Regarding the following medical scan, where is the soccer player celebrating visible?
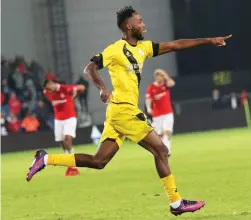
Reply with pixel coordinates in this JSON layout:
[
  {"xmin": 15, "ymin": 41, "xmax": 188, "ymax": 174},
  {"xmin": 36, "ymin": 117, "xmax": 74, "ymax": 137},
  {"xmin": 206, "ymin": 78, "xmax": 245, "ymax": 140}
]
[
  {"xmin": 43, "ymin": 78, "xmax": 85, "ymax": 176},
  {"xmin": 146, "ymin": 69, "xmax": 175, "ymax": 156},
  {"xmin": 27, "ymin": 6, "xmax": 231, "ymax": 216}
]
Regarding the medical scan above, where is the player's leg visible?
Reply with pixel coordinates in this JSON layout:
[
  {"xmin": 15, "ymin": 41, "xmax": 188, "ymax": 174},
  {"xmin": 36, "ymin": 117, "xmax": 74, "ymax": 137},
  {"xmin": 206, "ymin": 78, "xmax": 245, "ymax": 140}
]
[
  {"xmin": 61, "ymin": 135, "xmax": 80, "ymax": 176},
  {"xmin": 26, "ymin": 121, "xmax": 124, "ymax": 181},
  {"xmin": 139, "ymin": 130, "xmax": 204, "ymax": 215},
  {"xmin": 161, "ymin": 113, "xmax": 174, "ymax": 156}
]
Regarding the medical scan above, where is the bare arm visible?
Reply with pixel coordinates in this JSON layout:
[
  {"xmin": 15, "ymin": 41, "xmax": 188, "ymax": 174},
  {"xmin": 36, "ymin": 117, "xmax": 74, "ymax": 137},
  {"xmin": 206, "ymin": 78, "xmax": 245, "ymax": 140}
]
[
  {"xmin": 83, "ymin": 62, "xmax": 110, "ymax": 103},
  {"xmin": 163, "ymin": 72, "xmax": 175, "ymax": 88},
  {"xmin": 84, "ymin": 62, "xmax": 107, "ymax": 90},
  {"xmin": 72, "ymin": 85, "xmax": 85, "ymax": 99},
  {"xmin": 158, "ymin": 34, "xmax": 232, "ymax": 55},
  {"xmin": 145, "ymin": 98, "xmax": 152, "ymax": 115}
]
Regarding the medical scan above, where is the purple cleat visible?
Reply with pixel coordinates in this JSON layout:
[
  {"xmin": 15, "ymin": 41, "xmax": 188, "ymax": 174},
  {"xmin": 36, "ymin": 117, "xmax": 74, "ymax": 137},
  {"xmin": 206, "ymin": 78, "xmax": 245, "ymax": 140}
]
[
  {"xmin": 26, "ymin": 150, "xmax": 47, "ymax": 182},
  {"xmin": 170, "ymin": 199, "xmax": 205, "ymax": 216}
]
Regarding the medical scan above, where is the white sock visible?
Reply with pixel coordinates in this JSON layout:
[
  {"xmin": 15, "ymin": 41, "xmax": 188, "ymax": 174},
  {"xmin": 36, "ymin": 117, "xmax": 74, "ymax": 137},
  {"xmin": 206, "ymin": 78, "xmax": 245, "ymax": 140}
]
[
  {"xmin": 64, "ymin": 148, "xmax": 74, "ymax": 154},
  {"xmin": 162, "ymin": 134, "xmax": 171, "ymax": 155},
  {"xmin": 170, "ymin": 199, "xmax": 182, "ymax": 209},
  {"xmin": 44, "ymin": 154, "xmax": 48, "ymax": 166}
]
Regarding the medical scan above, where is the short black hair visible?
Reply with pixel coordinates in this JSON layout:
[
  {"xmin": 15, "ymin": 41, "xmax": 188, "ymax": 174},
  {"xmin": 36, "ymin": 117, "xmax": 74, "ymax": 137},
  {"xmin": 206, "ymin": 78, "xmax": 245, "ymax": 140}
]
[
  {"xmin": 116, "ymin": 5, "xmax": 136, "ymax": 30},
  {"xmin": 43, "ymin": 79, "xmax": 50, "ymax": 88},
  {"xmin": 42, "ymin": 79, "xmax": 57, "ymax": 88}
]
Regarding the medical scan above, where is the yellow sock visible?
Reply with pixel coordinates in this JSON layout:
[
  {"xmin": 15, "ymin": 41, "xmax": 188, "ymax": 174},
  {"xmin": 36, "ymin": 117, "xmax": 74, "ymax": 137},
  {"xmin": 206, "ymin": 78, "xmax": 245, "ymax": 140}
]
[
  {"xmin": 47, "ymin": 154, "xmax": 76, "ymax": 167},
  {"xmin": 161, "ymin": 174, "xmax": 181, "ymax": 203}
]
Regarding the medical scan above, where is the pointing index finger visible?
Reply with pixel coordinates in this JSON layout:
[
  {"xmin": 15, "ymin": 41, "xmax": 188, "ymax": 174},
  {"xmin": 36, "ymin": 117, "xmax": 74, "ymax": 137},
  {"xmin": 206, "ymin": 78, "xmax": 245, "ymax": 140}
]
[{"xmin": 224, "ymin": 34, "xmax": 232, "ymax": 40}]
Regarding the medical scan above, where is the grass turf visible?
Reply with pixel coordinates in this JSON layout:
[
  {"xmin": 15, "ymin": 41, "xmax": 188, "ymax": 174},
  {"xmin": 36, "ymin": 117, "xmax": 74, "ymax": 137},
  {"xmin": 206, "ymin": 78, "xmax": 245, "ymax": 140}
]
[{"xmin": 1, "ymin": 128, "xmax": 251, "ymax": 220}]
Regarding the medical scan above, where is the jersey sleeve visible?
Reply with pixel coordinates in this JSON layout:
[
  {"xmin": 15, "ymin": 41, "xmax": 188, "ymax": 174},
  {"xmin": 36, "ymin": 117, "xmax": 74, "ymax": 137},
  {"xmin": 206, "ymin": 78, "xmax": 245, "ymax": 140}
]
[
  {"xmin": 142, "ymin": 41, "xmax": 159, "ymax": 58},
  {"xmin": 145, "ymin": 85, "xmax": 153, "ymax": 99},
  {"xmin": 90, "ymin": 44, "xmax": 115, "ymax": 69},
  {"xmin": 60, "ymin": 84, "xmax": 78, "ymax": 94}
]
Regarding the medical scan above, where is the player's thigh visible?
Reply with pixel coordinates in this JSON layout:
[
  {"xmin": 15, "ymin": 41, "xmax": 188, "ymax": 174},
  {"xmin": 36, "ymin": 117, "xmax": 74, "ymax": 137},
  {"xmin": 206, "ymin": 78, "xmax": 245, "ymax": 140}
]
[
  {"xmin": 100, "ymin": 121, "xmax": 125, "ymax": 148},
  {"xmin": 63, "ymin": 117, "xmax": 77, "ymax": 138},
  {"xmin": 138, "ymin": 129, "xmax": 168, "ymax": 156},
  {"xmin": 115, "ymin": 111, "xmax": 153, "ymax": 144},
  {"xmin": 163, "ymin": 113, "xmax": 174, "ymax": 135},
  {"xmin": 94, "ymin": 139, "xmax": 120, "ymax": 163},
  {"xmin": 152, "ymin": 115, "xmax": 163, "ymax": 135},
  {"xmin": 54, "ymin": 120, "xmax": 64, "ymax": 142}
]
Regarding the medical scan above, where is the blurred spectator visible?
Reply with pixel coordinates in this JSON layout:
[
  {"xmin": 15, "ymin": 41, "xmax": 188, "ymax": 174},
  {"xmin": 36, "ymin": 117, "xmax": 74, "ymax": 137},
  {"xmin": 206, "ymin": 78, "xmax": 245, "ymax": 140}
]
[
  {"xmin": 230, "ymin": 92, "xmax": 238, "ymax": 109},
  {"xmin": 1, "ymin": 56, "xmax": 11, "ymax": 80},
  {"xmin": 7, "ymin": 113, "xmax": 21, "ymax": 133},
  {"xmin": 23, "ymin": 79, "xmax": 37, "ymax": 112},
  {"xmin": 1, "ymin": 92, "xmax": 5, "ymax": 105},
  {"xmin": 76, "ymin": 75, "xmax": 89, "ymax": 113},
  {"xmin": 212, "ymin": 88, "xmax": 222, "ymax": 109},
  {"xmin": 1, "ymin": 78, "xmax": 11, "ymax": 101},
  {"xmin": 212, "ymin": 89, "xmax": 220, "ymax": 101},
  {"xmin": 8, "ymin": 92, "xmax": 22, "ymax": 115},
  {"xmin": 1, "ymin": 111, "xmax": 8, "ymax": 136},
  {"xmin": 12, "ymin": 64, "xmax": 26, "ymax": 97},
  {"xmin": 240, "ymin": 90, "xmax": 247, "ymax": 107},
  {"xmin": 36, "ymin": 100, "xmax": 51, "ymax": 130},
  {"xmin": 21, "ymin": 112, "xmax": 40, "ymax": 133},
  {"xmin": 29, "ymin": 59, "xmax": 44, "ymax": 88}
]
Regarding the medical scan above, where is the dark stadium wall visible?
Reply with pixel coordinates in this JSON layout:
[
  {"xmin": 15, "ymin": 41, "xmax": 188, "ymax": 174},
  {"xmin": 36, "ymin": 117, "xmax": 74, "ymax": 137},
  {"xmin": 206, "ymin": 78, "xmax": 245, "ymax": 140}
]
[
  {"xmin": 171, "ymin": 0, "xmax": 251, "ymax": 75},
  {"xmin": 65, "ymin": 0, "xmax": 178, "ymax": 124},
  {"xmin": 2, "ymin": 109, "xmax": 247, "ymax": 153}
]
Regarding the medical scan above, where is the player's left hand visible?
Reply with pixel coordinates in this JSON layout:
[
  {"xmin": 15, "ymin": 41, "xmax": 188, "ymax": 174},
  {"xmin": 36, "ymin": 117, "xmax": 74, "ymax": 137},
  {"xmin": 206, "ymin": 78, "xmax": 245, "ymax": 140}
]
[{"xmin": 210, "ymin": 34, "xmax": 232, "ymax": 47}]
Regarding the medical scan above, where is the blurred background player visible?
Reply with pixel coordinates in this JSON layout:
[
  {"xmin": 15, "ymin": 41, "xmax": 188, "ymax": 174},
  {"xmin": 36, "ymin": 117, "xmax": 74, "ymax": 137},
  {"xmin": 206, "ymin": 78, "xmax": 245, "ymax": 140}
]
[
  {"xmin": 145, "ymin": 69, "xmax": 175, "ymax": 156},
  {"xmin": 43, "ymin": 76, "xmax": 85, "ymax": 176}
]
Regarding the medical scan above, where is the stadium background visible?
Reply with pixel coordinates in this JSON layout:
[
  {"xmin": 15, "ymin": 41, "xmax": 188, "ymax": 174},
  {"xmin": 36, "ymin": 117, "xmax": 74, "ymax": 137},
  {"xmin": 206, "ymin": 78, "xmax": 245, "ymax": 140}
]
[{"xmin": 1, "ymin": 1, "xmax": 251, "ymax": 219}]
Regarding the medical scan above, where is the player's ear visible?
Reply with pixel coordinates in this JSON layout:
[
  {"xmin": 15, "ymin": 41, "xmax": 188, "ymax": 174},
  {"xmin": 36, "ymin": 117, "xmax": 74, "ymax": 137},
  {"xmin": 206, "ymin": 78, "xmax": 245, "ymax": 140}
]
[{"xmin": 126, "ymin": 23, "xmax": 132, "ymax": 30}]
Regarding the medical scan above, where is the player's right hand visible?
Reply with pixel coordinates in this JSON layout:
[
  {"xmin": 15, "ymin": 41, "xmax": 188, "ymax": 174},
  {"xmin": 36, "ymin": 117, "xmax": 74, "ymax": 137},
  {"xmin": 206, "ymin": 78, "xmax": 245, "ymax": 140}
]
[{"xmin": 100, "ymin": 88, "xmax": 111, "ymax": 103}]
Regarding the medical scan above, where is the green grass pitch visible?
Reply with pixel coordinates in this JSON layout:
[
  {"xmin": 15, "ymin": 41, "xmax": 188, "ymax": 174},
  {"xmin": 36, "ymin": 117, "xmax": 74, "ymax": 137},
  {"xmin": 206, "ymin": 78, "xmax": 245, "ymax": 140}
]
[{"xmin": 2, "ymin": 128, "xmax": 251, "ymax": 220}]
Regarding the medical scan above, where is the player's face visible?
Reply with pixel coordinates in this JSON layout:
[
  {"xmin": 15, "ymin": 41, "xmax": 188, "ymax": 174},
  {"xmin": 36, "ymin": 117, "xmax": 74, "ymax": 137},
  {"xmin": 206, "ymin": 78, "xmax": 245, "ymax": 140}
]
[
  {"xmin": 45, "ymin": 81, "xmax": 58, "ymax": 92},
  {"xmin": 155, "ymin": 73, "xmax": 165, "ymax": 83},
  {"xmin": 129, "ymin": 13, "xmax": 146, "ymax": 40}
]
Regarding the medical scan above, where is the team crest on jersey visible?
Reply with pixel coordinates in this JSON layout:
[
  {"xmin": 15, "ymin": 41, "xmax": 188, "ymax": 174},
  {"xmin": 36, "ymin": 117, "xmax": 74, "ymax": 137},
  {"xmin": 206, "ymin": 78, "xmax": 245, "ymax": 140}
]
[
  {"xmin": 60, "ymin": 93, "xmax": 65, "ymax": 98},
  {"xmin": 138, "ymin": 49, "xmax": 144, "ymax": 56}
]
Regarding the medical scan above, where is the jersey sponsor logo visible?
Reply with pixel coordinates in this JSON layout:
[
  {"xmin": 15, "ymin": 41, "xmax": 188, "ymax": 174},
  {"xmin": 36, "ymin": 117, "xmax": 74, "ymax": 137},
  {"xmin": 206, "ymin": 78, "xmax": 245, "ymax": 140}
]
[
  {"xmin": 51, "ymin": 99, "xmax": 67, "ymax": 106},
  {"xmin": 60, "ymin": 93, "xmax": 65, "ymax": 98},
  {"xmin": 126, "ymin": 63, "xmax": 143, "ymax": 72}
]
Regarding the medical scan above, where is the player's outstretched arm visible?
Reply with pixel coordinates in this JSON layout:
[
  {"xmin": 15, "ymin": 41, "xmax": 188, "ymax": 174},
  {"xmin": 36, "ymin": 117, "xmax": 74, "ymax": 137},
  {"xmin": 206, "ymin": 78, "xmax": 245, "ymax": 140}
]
[
  {"xmin": 84, "ymin": 62, "xmax": 110, "ymax": 103},
  {"xmin": 158, "ymin": 34, "xmax": 232, "ymax": 55}
]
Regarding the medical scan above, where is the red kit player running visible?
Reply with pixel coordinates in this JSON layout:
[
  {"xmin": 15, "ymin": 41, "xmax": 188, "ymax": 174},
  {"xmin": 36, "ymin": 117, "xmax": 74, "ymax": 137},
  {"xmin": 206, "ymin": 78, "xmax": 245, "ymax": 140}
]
[
  {"xmin": 145, "ymin": 69, "xmax": 175, "ymax": 156},
  {"xmin": 43, "ymin": 77, "xmax": 85, "ymax": 176}
]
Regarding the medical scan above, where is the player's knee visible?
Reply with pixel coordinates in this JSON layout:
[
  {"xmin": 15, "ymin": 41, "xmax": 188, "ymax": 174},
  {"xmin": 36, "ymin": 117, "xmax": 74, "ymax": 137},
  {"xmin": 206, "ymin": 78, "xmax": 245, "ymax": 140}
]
[
  {"xmin": 154, "ymin": 143, "xmax": 169, "ymax": 159},
  {"xmin": 94, "ymin": 158, "xmax": 108, "ymax": 169},
  {"xmin": 63, "ymin": 137, "xmax": 72, "ymax": 149},
  {"xmin": 163, "ymin": 130, "xmax": 171, "ymax": 138}
]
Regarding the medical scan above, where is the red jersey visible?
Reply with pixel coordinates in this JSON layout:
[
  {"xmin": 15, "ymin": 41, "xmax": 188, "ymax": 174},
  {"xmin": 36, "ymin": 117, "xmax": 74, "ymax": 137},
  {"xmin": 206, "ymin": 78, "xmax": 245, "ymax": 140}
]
[
  {"xmin": 44, "ymin": 84, "xmax": 78, "ymax": 120},
  {"xmin": 8, "ymin": 97, "xmax": 21, "ymax": 115},
  {"xmin": 8, "ymin": 117, "xmax": 21, "ymax": 133},
  {"xmin": 146, "ymin": 81, "xmax": 173, "ymax": 117}
]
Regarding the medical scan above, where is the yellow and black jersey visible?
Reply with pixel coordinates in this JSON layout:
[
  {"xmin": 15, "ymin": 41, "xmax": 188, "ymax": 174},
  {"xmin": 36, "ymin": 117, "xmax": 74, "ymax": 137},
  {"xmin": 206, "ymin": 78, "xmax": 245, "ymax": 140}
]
[{"xmin": 91, "ymin": 39, "xmax": 159, "ymax": 106}]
